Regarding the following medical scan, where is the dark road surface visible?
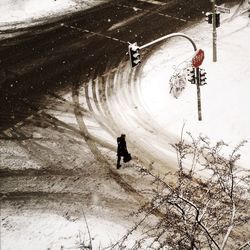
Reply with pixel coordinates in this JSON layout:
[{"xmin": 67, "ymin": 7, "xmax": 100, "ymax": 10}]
[{"xmin": 0, "ymin": 0, "xmax": 234, "ymax": 132}]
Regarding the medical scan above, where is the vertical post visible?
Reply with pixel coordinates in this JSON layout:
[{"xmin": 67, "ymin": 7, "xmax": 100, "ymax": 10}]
[
  {"xmin": 212, "ymin": 0, "xmax": 217, "ymax": 62},
  {"xmin": 196, "ymin": 67, "xmax": 202, "ymax": 121}
]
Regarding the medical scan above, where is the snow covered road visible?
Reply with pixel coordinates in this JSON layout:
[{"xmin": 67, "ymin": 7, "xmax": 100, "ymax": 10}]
[{"xmin": 1, "ymin": 1, "xmax": 250, "ymax": 249}]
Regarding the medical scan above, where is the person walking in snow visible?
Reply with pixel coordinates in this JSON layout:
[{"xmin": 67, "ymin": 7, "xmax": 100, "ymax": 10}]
[{"xmin": 116, "ymin": 134, "xmax": 130, "ymax": 169}]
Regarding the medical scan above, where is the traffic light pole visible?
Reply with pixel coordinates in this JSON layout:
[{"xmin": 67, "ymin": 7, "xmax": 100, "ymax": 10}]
[
  {"xmin": 195, "ymin": 67, "xmax": 202, "ymax": 121},
  {"xmin": 131, "ymin": 32, "xmax": 203, "ymax": 121},
  {"xmin": 212, "ymin": 0, "xmax": 217, "ymax": 62}
]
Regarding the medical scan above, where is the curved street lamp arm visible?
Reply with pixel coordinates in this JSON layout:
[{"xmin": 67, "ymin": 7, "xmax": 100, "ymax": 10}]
[{"xmin": 139, "ymin": 32, "xmax": 197, "ymax": 52}]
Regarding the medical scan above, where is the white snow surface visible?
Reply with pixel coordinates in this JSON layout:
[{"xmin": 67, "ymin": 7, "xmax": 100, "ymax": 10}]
[
  {"xmin": 139, "ymin": 10, "xmax": 250, "ymax": 169},
  {"xmin": 1, "ymin": 3, "xmax": 250, "ymax": 250},
  {"xmin": 0, "ymin": 0, "xmax": 109, "ymax": 27},
  {"xmin": 2, "ymin": 212, "xmax": 130, "ymax": 250}
]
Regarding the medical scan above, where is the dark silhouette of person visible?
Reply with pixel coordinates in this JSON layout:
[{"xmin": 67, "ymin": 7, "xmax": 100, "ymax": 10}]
[{"xmin": 117, "ymin": 134, "xmax": 128, "ymax": 169}]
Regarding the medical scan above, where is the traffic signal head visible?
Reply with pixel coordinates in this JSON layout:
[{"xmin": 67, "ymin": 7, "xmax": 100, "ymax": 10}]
[
  {"xmin": 128, "ymin": 42, "xmax": 141, "ymax": 68},
  {"xmin": 186, "ymin": 67, "xmax": 196, "ymax": 84},
  {"xmin": 199, "ymin": 68, "xmax": 207, "ymax": 85},
  {"xmin": 215, "ymin": 12, "xmax": 220, "ymax": 28},
  {"xmin": 205, "ymin": 12, "xmax": 212, "ymax": 24}
]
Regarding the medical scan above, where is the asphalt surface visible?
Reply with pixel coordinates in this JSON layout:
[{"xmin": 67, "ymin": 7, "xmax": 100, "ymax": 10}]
[{"xmin": 0, "ymin": 0, "xmax": 235, "ymax": 132}]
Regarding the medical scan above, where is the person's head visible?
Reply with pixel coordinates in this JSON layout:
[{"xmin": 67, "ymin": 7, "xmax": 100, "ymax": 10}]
[{"xmin": 121, "ymin": 134, "xmax": 126, "ymax": 138}]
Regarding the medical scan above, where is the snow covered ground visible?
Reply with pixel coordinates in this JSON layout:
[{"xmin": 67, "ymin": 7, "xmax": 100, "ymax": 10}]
[
  {"xmin": 3, "ymin": 212, "xmax": 130, "ymax": 249},
  {"xmin": 1, "ymin": 2, "xmax": 250, "ymax": 250},
  {"xmin": 0, "ymin": 0, "xmax": 109, "ymax": 30},
  {"xmin": 137, "ymin": 5, "xmax": 250, "ymax": 169}
]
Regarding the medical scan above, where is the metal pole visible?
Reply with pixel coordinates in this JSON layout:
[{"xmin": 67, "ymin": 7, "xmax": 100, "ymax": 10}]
[
  {"xmin": 139, "ymin": 32, "xmax": 197, "ymax": 52},
  {"xmin": 212, "ymin": 0, "xmax": 217, "ymax": 62},
  {"xmin": 195, "ymin": 67, "xmax": 202, "ymax": 121}
]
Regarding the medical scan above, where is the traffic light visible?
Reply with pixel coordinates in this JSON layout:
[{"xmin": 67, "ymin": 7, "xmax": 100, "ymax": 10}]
[
  {"xmin": 186, "ymin": 67, "xmax": 196, "ymax": 84},
  {"xmin": 199, "ymin": 68, "xmax": 207, "ymax": 85},
  {"xmin": 205, "ymin": 12, "xmax": 220, "ymax": 28},
  {"xmin": 128, "ymin": 42, "xmax": 141, "ymax": 68},
  {"xmin": 205, "ymin": 12, "xmax": 212, "ymax": 24},
  {"xmin": 215, "ymin": 12, "xmax": 220, "ymax": 28}
]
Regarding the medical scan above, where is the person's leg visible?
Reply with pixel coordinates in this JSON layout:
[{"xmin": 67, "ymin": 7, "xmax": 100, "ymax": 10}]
[{"xmin": 117, "ymin": 155, "xmax": 121, "ymax": 169}]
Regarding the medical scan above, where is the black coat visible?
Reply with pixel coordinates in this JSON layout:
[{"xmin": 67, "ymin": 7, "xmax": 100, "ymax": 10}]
[{"xmin": 117, "ymin": 136, "xmax": 128, "ymax": 156}]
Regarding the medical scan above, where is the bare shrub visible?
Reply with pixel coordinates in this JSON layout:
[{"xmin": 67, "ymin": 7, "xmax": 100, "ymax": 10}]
[{"xmin": 110, "ymin": 133, "xmax": 250, "ymax": 250}]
